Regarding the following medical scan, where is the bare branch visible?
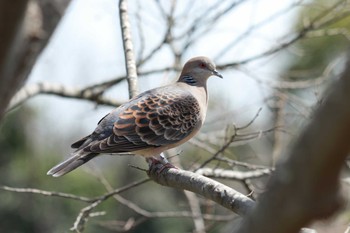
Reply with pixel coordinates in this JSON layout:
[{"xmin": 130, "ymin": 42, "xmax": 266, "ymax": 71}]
[
  {"xmin": 7, "ymin": 65, "xmax": 180, "ymax": 110},
  {"xmin": 148, "ymin": 165, "xmax": 255, "ymax": 217},
  {"xmin": 237, "ymin": 108, "xmax": 263, "ymax": 130},
  {"xmin": 0, "ymin": 181, "xmax": 233, "ymax": 227},
  {"xmin": 196, "ymin": 168, "xmax": 271, "ymax": 180},
  {"xmin": 195, "ymin": 126, "xmax": 239, "ymax": 171},
  {"xmin": 0, "ymin": 185, "xmax": 92, "ymax": 202},
  {"xmin": 214, "ymin": 157, "xmax": 272, "ymax": 170},
  {"xmin": 194, "ymin": 124, "xmax": 275, "ymax": 171},
  {"xmin": 80, "ymin": 76, "xmax": 126, "ymax": 96},
  {"xmin": 215, "ymin": 0, "xmax": 303, "ymax": 60},
  {"xmin": 218, "ymin": 0, "xmax": 350, "ymax": 69},
  {"xmin": 136, "ymin": 0, "xmax": 177, "ymax": 67},
  {"xmin": 119, "ymin": 0, "xmax": 138, "ymax": 98},
  {"xmin": 7, "ymin": 82, "xmax": 123, "ymax": 111},
  {"xmin": 0, "ymin": 178, "xmax": 149, "ymax": 204},
  {"xmin": 71, "ymin": 178, "xmax": 149, "ymax": 232},
  {"xmin": 71, "ymin": 199, "xmax": 104, "ymax": 232},
  {"xmin": 181, "ymin": 0, "xmax": 248, "ymax": 51}
]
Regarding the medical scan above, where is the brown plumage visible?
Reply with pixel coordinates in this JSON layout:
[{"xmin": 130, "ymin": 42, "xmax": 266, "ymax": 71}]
[{"xmin": 47, "ymin": 56, "xmax": 222, "ymax": 177}]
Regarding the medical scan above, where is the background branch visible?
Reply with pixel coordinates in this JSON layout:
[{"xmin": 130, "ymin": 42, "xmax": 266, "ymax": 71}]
[
  {"xmin": 0, "ymin": 0, "xmax": 29, "ymax": 121},
  {"xmin": 234, "ymin": 55, "xmax": 350, "ymax": 233},
  {"xmin": 0, "ymin": 0, "xmax": 71, "ymax": 121},
  {"xmin": 7, "ymin": 82, "xmax": 123, "ymax": 111}
]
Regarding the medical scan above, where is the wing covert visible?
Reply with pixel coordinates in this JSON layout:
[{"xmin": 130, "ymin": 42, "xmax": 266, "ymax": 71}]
[{"xmin": 83, "ymin": 88, "xmax": 202, "ymax": 154}]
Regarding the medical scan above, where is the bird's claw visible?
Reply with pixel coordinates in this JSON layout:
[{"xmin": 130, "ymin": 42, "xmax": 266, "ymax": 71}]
[{"xmin": 147, "ymin": 156, "xmax": 177, "ymax": 174}]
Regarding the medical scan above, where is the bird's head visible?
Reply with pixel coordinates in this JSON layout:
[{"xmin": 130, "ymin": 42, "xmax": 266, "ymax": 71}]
[{"xmin": 178, "ymin": 56, "xmax": 223, "ymax": 86}]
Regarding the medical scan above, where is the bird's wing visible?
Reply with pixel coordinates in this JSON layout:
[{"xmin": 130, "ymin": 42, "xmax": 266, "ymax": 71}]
[
  {"xmin": 70, "ymin": 113, "xmax": 111, "ymax": 149},
  {"xmin": 82, "ymin": 87, "xmax": 202, "ymax": 154}
]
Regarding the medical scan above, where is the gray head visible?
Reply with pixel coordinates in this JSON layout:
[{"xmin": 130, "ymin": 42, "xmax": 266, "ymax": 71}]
[{"xmin": 178, "ymin": 56, "xmax": 223, "ymax": 86}]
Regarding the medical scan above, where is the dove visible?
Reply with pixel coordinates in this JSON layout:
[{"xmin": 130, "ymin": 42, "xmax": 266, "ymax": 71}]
[{"xmin": 47, "ymin": 56, "xmax": 222, "ymax": 177}]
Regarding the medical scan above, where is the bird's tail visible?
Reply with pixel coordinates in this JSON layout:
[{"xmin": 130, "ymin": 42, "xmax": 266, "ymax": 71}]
[{"xmin": 47, "ymin": 151, "xmax": 98, "ymax": 177}]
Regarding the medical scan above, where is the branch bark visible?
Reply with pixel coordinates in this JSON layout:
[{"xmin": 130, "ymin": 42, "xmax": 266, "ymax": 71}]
[
  {"xmin": 119, "ymin": 0, "xmax": 138, "ymax": 99},
  {"xmin": 7, "ymin": 82, "xmax": 123, "ymax": 111},
  {"xmin": 196, "ymin": 168, "xmax": 271, "ymax": 180},
  {"xmin": 234, "ymin": 56, "xmax": 350, "ymax": 233},
  {"xmin": 148, "ymin": 164, "xmax": 255, "ymax": 217}
]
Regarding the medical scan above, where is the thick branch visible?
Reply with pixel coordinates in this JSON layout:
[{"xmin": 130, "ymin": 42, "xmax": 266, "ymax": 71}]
[
  {"xmin": 148, "ymin": 164, "xmax": 255, "ymax": 217},
  {"xmin": 235, "ymin": 57, "xmax": 350, "ymax": 232},
  {"xmin": 119, "ymin": 0, "xmax": 138, "ymax": 98}
]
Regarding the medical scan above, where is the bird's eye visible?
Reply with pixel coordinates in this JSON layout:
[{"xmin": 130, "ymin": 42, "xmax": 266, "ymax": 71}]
[{"xmin": 200, "ymin": 63, "xmax": 206, "ymax": 68}]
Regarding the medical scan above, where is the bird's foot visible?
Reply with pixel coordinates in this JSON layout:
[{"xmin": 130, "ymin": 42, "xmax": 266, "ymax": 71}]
[{"xmin": 147, "ymin": 156, "xmax": 177, "ymax": 174}]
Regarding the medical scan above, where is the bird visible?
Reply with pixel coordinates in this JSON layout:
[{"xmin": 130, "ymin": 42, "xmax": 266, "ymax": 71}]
[{"xmin": 47, "ymin": 56, "xmax": 223, "ymax": 177}]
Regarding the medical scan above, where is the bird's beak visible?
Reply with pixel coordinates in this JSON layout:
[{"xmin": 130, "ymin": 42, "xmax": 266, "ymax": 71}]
[{"xmin": 212, "ymin": 69, "xmax": 223, "ymax": 78}]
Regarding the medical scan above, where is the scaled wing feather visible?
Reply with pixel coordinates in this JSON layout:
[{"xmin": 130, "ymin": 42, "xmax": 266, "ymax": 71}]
[{"xmin": 83, "ymin": 87, "xmax": 201, "ymax": 154}]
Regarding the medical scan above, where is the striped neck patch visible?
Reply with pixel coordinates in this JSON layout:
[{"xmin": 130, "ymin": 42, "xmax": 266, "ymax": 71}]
[{"xmin": 180, "ymin": 75, "xmax": 197, "ymax": 85}]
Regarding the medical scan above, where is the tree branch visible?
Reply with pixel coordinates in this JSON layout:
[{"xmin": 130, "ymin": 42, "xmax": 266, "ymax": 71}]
[
  {"xmin": 148, "ymin": 164, "xmax": 255, "ymax": 217},
  {"xmin": 196, "ymin": 168, "xmax": 271, "ymax": 180},
  {"xmin": 217, "ymin": 0, "xmax": 350, "ymax": 69},
  {"xmin": 7, "ymin": 82, "xmax": 123, "ymax": 111},
  {"xmin": 119, "ymin": 0, "xmax": 138, "ymax": 98}
]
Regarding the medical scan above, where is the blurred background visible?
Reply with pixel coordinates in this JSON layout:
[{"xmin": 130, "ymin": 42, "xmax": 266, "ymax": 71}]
[{"xmin": 1, "ymin": 0, "xmax": 350, "ymax": 232}]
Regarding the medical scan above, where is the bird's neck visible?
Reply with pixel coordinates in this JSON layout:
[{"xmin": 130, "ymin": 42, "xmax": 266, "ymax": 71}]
[
  {"xmin": 179, "ymin": 75, "xmax": 197, "ymax": 85},
  {"xmin": 178, "ymin": 75, "xmax": 208, "ymax": 88}
]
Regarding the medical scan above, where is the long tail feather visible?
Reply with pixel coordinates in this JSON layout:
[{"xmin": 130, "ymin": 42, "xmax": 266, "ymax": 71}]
[{"xmin": 47, "ymin": 152, "xmax": 98, "ymax": 177}]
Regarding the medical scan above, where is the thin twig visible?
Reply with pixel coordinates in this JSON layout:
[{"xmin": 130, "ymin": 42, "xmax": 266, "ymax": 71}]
[
  {"xmin": 0, "ymin": 185, "xmax": 92, "ymax": 202},
  {"xmin": 71, "ymin": 178, "xmax": 149, "ymax": 232},
  {"xmin": 0, "ymin": 178, "xmax": 149, "ymax": 204},
  {"xmin": 194, "ymin": 128, "xmax": 238, "ymax": 171},
  {"xmin": 218, "ymin": 0, "xmax": 350, "ymax": 69},
  {"xmin": 215, "ymin": 0, "xmax": 302, "ymax": 60},
  {"xmin": 236, "ymin": 108, "xmax": 263, "ymax": 130},
  {"xmin": 215, "ymin": 157, "xmax": 272, "ymax": 170}
]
